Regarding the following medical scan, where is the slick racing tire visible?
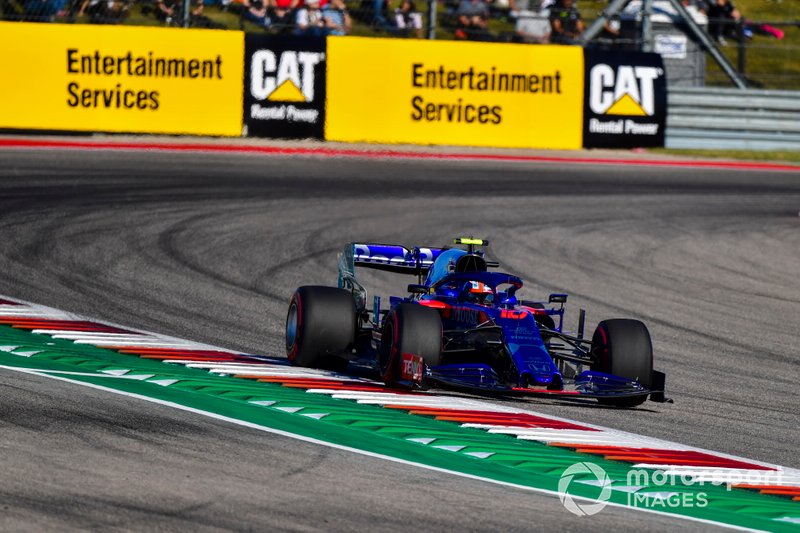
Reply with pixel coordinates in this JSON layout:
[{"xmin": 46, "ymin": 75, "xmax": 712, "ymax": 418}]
[
  {"xmin": 591, "ymin": 319, "xmax": 653, "ymax": 407},
  {"xmin": 286, "ymin": 286, "xmax": 356, "ymax": 368},
  {"xmin": 379, "ymin": 303, "xmax": 442, "ymax": 385}
]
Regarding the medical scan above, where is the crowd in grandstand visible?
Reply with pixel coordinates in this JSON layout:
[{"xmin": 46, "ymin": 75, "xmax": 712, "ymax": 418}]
[
  {"xmin": 240, "ymin": 0, "xmax": 351, "ymax": 34},
  {"xmin": 2, "ymin": 0, "xmax": 776, "ymax": 47}
]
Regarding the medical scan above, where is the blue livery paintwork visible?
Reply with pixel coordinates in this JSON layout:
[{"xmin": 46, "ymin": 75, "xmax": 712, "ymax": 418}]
[{"xmin": 333, "ymin": 240, "xmax": 668, "ymax": 405}]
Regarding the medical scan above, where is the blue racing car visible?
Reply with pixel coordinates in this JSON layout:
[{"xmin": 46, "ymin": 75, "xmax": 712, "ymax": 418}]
[{"xmin": 285, "ymin": 238, "xmax": 668, "ymax": 407}]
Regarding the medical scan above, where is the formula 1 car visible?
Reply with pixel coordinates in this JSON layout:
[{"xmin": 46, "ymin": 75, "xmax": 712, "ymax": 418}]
[{"xmin": 285, "ymin": 238, "xmax": 669, "ymax": 407}]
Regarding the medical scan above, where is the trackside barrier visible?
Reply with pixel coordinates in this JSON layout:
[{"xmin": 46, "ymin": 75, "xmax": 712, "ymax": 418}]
[
  {"xmin": 325, "ymin": 37, "xmax": 585, "ymax": 150},
  {"xmin": 323, "ymin": 37, "xmax": 666, "ymax": 150},
  {"xmin": 244, "ymin": 35, "xmax": 326, "ymax": 139},
  {"xmin": 583, "ymin": 49, "xmax": 667, "ymax": 149},
  {"xmin": 665, "ymin": 86, "xmax": 800, "ymax": 151},
  {"xmin": 1, "ymin": 22, "xmax": 667, "ymax": 149},
  {"xmin": 0, "ymin": 22, "xmax": 244, "ymax": 136}
]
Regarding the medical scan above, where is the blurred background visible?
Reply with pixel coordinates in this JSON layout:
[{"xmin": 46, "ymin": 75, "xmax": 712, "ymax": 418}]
[{"xmin": 3, "ymin": 0, "xmax": 797, "ymax": 89}]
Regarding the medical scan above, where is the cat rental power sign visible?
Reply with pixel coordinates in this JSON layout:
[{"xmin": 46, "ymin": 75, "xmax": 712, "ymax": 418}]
[
  {"xmin": 325, "ymin": 37, "xmax": 584, "ymax": 150},
  {"xmin": 0, "ymin": 22, "xmax": 243, "ymax": 136}
]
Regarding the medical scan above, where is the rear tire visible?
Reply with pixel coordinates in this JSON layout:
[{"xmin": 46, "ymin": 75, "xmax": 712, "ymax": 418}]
[
  {"xmin": 286, "ymin": 286, "xmax": 356, "ymax": 368},
  {"xmin": 591, "ymin": 319, "xmax": 653, "ymax": 407},
  {"xmin": 378, "ymin": 303, "xmax": 442, "ymax": 385}
]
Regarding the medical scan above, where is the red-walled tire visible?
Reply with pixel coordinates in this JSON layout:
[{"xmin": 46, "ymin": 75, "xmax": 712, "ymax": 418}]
[
  {"xmin": 286, "ymin": 286, "xmax": 356, "ymax": 368},
  {"xmin": 378, "ymin": 303, "xmax": 442, "ymax": 385},
  {"xmin": 591, "ymin": 319, "xmax": 653, "ymax": 407}
]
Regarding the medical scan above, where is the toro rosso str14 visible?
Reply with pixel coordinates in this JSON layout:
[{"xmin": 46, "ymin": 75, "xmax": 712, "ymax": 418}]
[{"xmin": 286, "ymin": 239, "xmax": 669, "ymax": 407}]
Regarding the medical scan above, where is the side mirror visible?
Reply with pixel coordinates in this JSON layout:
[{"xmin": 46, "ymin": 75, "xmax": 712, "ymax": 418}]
[
  {"xmin": 549, "ymin": 293, "xmax": 568, "ymax": 304},
  {"xmin": 407, "ymin": 284, "xmax": 428, "ymax": 295}
]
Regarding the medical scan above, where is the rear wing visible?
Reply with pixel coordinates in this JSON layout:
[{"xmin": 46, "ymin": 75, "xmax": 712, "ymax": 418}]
[
  {"xmin": 340, "ymin": 243, "xmax": 444, "ymax": 276},
  {"xmin": 338, "ymin": 243, "xmax": 444, "ymax": 311}
]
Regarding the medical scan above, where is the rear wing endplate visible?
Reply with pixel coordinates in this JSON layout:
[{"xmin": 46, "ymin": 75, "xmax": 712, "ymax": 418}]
[{"xmin": 338, "ymin": 243, "xmax": 444, "ymax": 311}]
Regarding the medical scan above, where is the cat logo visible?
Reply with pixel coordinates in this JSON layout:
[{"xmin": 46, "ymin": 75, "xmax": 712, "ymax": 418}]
[
  {"xmin": 250, "ymin": 50, "xmax": 324, "ymax": 103},
  {"xmin": 589, "ymin": 64, "xmax": 662, "ymax": 116}
]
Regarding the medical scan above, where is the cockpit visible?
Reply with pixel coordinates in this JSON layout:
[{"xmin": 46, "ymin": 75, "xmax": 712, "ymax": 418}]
[{"xmin": 423, "ymin": 249, "xmax": 522, "ymax": 308}]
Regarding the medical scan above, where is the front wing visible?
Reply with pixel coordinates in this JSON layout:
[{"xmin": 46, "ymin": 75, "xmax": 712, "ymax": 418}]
[{"xmin": 427, "ymin": 364, "xmax": 670, "ymax": 403}]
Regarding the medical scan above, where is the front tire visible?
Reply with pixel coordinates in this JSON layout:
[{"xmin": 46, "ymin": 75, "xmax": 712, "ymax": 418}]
[
  {"xmin": 378, "ymin": 303, "xmax": 442, "ymax": 385},
  {"xmin": 286, "ymin": 286, "xmax": 356, "ymax": 368},
  {"xmin": 591, "ymin": 319, "xmax": 653, "ymax": 407}
]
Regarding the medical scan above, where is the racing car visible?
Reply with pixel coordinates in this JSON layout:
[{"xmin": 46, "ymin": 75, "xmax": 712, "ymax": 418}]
[{"xmin": 285, "ymin": 238, "xmax": 668, "ymax": 407}]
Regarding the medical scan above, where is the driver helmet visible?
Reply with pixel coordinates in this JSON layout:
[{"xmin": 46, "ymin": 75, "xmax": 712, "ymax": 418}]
[{"xmin": 467, "ymin": 281, "xmax": 493, "ymax": 304}]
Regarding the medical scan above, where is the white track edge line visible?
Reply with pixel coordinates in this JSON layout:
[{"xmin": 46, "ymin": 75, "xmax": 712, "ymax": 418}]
[
  {"xmin": 0, "ymin": 364, "xmax": 766, "ymax": 532},
  {"xmin": 1, "ymin": 293, "xmax": 798, "ymax": 477}
]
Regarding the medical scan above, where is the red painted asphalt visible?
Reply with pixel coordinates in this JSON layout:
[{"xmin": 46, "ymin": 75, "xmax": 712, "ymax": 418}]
[{"xmin": 1, "ymin": 137, "xmax": 798, "ymax": 172}]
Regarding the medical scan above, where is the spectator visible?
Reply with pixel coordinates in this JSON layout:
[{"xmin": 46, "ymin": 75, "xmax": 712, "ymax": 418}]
[
  {"xmin": 508, "ymin": 0, "xmax": 532, "ymax": 17},
  {"xmin": 187, "ymin": 0, "xmax": 225, "ymax": 27},
  {"xmin": 685, "ymin": 0, "xmax": 710, "ymax": 13},
  {"xmin": 510, "ymin": 0, "xmax": 550, "ymax": 43},
  {"xmin": 548, "ymin": 0, "xmax": 583, "ymax": 44},
  {"xmin": 294, "ymin": 0, "xmax": 326, "ymax": 35},
  {"xmin": 155, "ymin": 0, "xmax": 180, "ymax": 23},
  {"xmin": 706, "ymin": 0, "xmax": 740, "ymax": 44},
  {"xmin": 394, "ymin": 0, "xmax": 423, "ymax": 37},
  {"xmin": 322, "ymin": 0, "xmax": 351, "ymax": 34},
  {"xmin": 77, "ymin": 0, "xmax": 105, "ymax": 21},
  {"xmin": 515, "ymin": 12, "xmax": 550, "ymax": 42},
  {"xmin": 242, "ymin": 0, "xmax": 271, "ymax": 28},
  {"xmin": 270, "ymin": 0, "xmax": 300, "ymax": 30},
  {"xmin": 372, "ymin": 0, "xmax": 392, "ymax": 30},
  {"xmin": 455, "ymin": 0, "xmax": 490, "ymax": 39},
  {"xmin": 154, "ymin": 0, "xmax": 222, "ymax": 27},
  {"xmin": 598, "ymin": 0, "xmax": 621, "ymax": 42},
  {"xmin": 23, "ymin": 0, "xmax": 66, "ymax": 21},
  {"xmin": 106, "ymin": 0, "xmax": 130, "ymax": 21}
]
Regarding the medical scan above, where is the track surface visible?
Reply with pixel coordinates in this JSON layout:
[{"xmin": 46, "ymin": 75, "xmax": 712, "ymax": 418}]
[{"xmin": 0, "ymin": 147, "xmax": 798, "ymax": 531}]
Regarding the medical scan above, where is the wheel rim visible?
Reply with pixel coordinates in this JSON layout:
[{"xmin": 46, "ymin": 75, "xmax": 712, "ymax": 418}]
[{"xmin": 286, "ymin": 302, "xmax": 299, "ymax": 352}]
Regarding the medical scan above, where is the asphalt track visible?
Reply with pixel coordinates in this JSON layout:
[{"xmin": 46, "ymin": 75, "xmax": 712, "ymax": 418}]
[{"xmin": 0, "ymin": 144, "xmax": 798, "ymax": 531}]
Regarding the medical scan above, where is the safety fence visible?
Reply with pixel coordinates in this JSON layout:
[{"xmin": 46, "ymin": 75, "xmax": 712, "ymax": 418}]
[
  {"xmin": 0, "ymin": 0, "xmax": 557, "ymax": 41},
  {"xmin": 0, "ymin": 22, "xmax": 668, "ymax": 150},
  {"xmin": 665, "ymin": 86, "xmax": 800, "ymax": 150},
  {"xmin": 2, "ymin": 0, "xmax": 798, "ymax": 89}
]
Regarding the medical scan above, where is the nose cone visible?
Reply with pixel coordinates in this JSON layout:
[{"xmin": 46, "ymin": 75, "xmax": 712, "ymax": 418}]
[{"xmin": 519, "ymin": 370, "xmax": 563, "ymax": 389}]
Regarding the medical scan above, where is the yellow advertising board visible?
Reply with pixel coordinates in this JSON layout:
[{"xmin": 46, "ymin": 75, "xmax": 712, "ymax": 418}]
[
  {"xmin": 0, "ymin": 22, "xmax": 243, "ymax": 136},
  {"xmin": 325, "ymin": 37, "xmax": 584, "ymax": 150}
]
